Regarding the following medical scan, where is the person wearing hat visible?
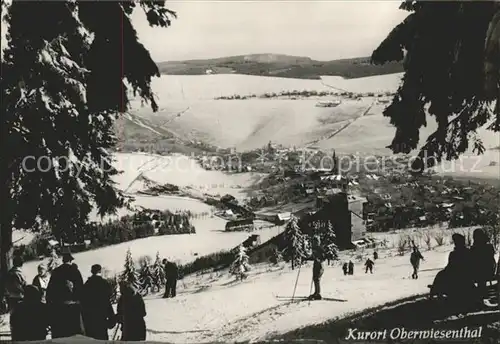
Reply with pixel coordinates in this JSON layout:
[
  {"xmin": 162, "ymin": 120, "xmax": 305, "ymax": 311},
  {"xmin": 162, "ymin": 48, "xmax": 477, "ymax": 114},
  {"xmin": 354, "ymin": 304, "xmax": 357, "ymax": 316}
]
[
  {"xmin": 32, "ymin": 263, "xmax": 50, "ymax": 303},
  {"xmin": 46, "ymin": 250, "xmax": 85, "ymax": 338},
  {"xmin": 5, "ymin": 256, "xmax": 27, "ymax": 312},
  {"xmin": 81, "ymin": 264, "xmax": 116, "ymax": 340}
]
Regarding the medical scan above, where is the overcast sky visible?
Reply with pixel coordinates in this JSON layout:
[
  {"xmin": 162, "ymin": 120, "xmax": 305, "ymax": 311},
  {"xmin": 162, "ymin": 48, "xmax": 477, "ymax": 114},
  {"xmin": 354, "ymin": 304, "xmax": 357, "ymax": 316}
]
[
  {"xmin": 132, "ymin": 1, "xmax": 408, "ymax": 62},
  {"xmin": 1, "ymin": 2, "xmax": 408, "ymax": 62}
]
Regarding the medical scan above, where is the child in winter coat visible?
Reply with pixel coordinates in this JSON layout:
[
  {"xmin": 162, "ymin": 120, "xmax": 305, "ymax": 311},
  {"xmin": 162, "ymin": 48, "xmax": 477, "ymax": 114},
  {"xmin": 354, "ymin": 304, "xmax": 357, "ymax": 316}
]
[
  {"xmin": 342, "ymin": 262, "xmax": 348, "ymax": 275},
  {"xmin": 32, "ymin": 263, "xmax": 50, "ymax": 303}
]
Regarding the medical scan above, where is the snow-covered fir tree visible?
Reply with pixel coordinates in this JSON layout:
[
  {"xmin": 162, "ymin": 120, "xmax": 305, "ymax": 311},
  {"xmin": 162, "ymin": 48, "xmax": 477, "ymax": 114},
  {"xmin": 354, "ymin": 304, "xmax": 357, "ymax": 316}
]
[
  {"xmin": 138, "ymin": 259, "xmax": 153, "ymax": 295},
  {"xmin": 152, "ymin": 252, "xmax": 166, "ymax": 292},
  {"xmin": 230, "ymin": 245, "xmax": 251, "ymax": 281},
  {"xmin": 322, "ymin": 221, "xmax": 339, "ymax": 263},
  {"xmin": 47, "ymin": 249, "xmax": 60, "ymax": 272},
  {"xmin": 120, "ymin": 249, "xmax": 139, "ymax": 289},
  {"xmin": 282, "ymin": 215, "xmax": 308, "ymax": 270},
  {"xmin": 1, "ymin": 0, "xmax": 176, "ymax": 299}
]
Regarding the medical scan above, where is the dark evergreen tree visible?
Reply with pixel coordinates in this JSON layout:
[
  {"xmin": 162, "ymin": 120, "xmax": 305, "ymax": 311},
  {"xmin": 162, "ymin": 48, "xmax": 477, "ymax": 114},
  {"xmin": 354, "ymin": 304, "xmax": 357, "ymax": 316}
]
[
  {"xmin": 322, "ymin": 221, "xmax": 339, "ymax": 263},
  {"xmin": 372, "ymin": 2, "xmax": 500, "ymax": 172},
  {"xmin": 1, "ymin": 0, "xmax": 176, "ymax": 299}
]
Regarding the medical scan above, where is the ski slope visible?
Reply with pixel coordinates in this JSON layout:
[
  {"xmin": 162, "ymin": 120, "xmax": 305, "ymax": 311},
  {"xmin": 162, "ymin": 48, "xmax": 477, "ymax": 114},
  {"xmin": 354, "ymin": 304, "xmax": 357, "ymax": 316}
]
[{"xmin": 6, "ymin": 231, "xmax": 495, "ymax": 343}]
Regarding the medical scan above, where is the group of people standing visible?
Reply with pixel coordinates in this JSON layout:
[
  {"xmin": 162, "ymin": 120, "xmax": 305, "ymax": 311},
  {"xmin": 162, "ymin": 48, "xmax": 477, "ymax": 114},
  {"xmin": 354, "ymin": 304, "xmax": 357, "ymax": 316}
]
[{"xmin": 5, "ymin": 252, "xmax": 180, "ymax": 342}]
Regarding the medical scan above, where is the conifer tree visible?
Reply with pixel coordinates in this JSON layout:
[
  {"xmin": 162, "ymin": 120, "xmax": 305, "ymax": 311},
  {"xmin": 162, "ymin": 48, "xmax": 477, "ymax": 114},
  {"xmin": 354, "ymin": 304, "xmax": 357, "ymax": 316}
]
[
  {"xmin": 0, "ymin": 0, "xmax": 176, "ymax": 298},
  {"xmin": 152, "ymin": 251, "xmax": 166, "ymax": 292},
  {"xmin": 120, "ymin": 249, "xmax": 139, "ymax": 289},
  {"xmin": 282, "ymin": 215, "xmax": 307, "ymax": 270},
  {"xmin": 372, "ymin": 1, "xmax": 500, "ymax": 171},
  {"xmin": 230, "ymin": 245, "xmax": 251, "ymax": 281},
  {"xmin": 322, "ymin": 221, "xmax": 339, "ymax": 263}
]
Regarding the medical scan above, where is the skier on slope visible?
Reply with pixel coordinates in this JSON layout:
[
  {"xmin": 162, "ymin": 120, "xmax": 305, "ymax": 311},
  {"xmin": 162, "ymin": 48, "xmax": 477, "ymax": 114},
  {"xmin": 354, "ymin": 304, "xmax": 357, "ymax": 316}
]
[
  {"xmin": 410, "ymin": 246, "xmax": 425, "ymax": 279},
  {"xmin": 309, "ymin": 235, "xmax": 324, "ymax": 301},
  {"xmin": 348, "ymin": 261, "xmax": 354, "ymax": 275},
  {"xmin": 365, "ymin": 258, "xmax": 374, "ymax": 274}
]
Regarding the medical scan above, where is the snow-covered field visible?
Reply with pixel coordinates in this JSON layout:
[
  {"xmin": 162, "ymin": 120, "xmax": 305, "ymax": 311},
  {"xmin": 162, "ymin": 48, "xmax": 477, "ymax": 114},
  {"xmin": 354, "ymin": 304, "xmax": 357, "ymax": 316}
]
[
  {"xmin": 131, "ymin": 74, "xmax": 499, "ymax": 169},
  {"xmin": 131, "ymin": 73, "xmax": 403, "ymax": 103}
]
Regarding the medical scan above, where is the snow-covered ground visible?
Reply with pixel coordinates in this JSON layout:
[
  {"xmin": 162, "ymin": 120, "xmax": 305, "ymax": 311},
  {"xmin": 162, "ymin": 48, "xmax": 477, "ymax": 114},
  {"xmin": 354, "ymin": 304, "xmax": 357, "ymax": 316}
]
[{"xmin": 6, "ymin": 228, "xmax": 496, "ymax": 343}]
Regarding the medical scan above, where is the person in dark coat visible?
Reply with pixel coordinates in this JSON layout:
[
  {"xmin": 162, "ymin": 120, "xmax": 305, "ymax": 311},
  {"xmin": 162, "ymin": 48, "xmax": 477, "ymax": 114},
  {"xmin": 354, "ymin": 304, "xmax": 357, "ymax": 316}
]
[
  {"xmin": 32, "ymin": 263, "xmax": 50, "ymax": 304},
  {"xmin": 410, "ymin": 247, "xmax": 425, "ymax": 279},
  {"xmin": 348, "ymin": 261, "xmax": 354, "ymax": 275},
  {"xmin": 162, "ymin": 259, "xmax": 179, "ymax": 298},
  {"xmin": 309, "ymin": 258, "xmax": 324, "ymax": 300},
  {"xmin": 10, "ymin": 285, "xmax": 49, "ymax": 341},
  {"xmin": 117, "ymin": 282, "xmax": 147, "ymax": 341},
  {"xmin": 5, "ymin": 256, "xmax": 27, "ymax": 312},
  {"xmin": 342, "ymin": 262, "xmax": 348, "ymax": 275},
  {"xmin": 365, "ymin": 259, "xmax": 374, "ymax": 274},
  {"xmin": 46, "ymin": 252, "xmax": 85, "ymax": 338},
  {"xmin": 81, "ymin": 264, "xmax": 116, "ymax": 340},
  {"xmin": 373, "ymin": 251, "xmax": 378, "ymax": 260},
  {"xmin": 470, "ymin": 228, "xmax": 497, "ymax": 300}
]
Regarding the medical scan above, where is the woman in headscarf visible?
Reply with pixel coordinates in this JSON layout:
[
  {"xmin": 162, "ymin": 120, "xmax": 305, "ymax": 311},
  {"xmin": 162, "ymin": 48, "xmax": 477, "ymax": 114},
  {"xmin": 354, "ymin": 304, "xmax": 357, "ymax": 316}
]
[{"xmin": 117, "ymin": 282, "xmax": 147, "ymax": 341}]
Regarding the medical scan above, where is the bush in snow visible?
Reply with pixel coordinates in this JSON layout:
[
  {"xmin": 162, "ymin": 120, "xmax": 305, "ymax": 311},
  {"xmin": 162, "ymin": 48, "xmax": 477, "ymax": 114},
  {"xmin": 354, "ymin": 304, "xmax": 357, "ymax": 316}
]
[
  {"xmin": 484, "ymin": 225, "xmax": 500, "ymax": 253},
  {"xmin": 397, "ymin": 235, "xmax": 409, "ymax": 256},
  {"xmin": 282, "ymin": 215, "xmax": 308, "ymax": 270},
  {"xmin": 433, "ymin": 231, "xmax": 446, "ymax": 247},
  {"xmin": 269, "ymin": 247, "xmax": 282, "ymax": 265},
  {"xmin": 230, "ymin": 245, "xmax": 251, "ymax": 281},
  {"xmin": 423, "ymin": 231, "xmax": 433, "ymax": 251}
]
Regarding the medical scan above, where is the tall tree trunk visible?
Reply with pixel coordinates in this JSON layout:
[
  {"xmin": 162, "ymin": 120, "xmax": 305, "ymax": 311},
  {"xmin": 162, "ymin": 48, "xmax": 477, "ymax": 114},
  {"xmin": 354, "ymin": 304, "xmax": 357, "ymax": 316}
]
[{"xmin": 0, "ymin": 210, "xmax": 13, "ymax": 308}]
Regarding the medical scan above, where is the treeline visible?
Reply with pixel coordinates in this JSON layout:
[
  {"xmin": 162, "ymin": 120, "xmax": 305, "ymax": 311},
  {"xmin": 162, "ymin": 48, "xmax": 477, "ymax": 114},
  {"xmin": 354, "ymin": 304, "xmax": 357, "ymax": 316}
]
[
  {"xmin": 215, "ymin": 90, "xmax": 394, "ymax": 100},
  {"xmin": 14, "ymin": 209, "xmax": 197, "ymax": 263}
]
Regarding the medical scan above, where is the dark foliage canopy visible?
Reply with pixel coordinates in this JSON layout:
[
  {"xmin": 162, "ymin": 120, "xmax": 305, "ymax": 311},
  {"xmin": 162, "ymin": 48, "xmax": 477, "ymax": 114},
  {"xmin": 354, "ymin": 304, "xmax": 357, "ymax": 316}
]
[
  {"xmin": 1, "ymin": 1, "xmax": 175, "ymax": 242},
  {"xmin": 372, "ymin": 1, "xmax": 500, "ymax": 172}
]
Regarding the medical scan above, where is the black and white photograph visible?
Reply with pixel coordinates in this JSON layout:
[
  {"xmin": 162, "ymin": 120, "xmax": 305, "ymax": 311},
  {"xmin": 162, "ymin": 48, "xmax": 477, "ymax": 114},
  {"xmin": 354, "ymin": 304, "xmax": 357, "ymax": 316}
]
[{"xmin": 1, "ymin": 0, "xmax": 499, "ymax": 343}]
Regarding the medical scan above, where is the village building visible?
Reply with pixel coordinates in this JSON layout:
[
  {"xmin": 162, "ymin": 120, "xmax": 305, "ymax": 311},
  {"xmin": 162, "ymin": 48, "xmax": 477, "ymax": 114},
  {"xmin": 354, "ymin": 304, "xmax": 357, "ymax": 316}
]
[{"xmin": 225, "ymin": 218, "xmax": 255, "ymax": 232}]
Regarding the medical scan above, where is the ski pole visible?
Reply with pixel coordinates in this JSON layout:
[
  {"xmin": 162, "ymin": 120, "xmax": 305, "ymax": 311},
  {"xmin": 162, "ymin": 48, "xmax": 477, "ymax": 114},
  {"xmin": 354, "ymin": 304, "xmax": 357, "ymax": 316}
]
[
  {"xmin": 308, "ymin": 276, "xmax": 314, "ymax": 306},
  {"xmin": 112, "ymin": 323, "xmax": 121, "ymax": 341},
  {"xmin": 292, "ymin": 263, "xmax": 302, "ymax": 302}
]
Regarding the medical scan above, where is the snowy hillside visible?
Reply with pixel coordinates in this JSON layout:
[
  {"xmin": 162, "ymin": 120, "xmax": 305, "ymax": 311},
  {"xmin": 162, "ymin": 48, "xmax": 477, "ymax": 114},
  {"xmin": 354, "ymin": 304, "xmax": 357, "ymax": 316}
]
[{"xmin": 6, "ymin": 228, "xmax": 495, "ymax": 343}]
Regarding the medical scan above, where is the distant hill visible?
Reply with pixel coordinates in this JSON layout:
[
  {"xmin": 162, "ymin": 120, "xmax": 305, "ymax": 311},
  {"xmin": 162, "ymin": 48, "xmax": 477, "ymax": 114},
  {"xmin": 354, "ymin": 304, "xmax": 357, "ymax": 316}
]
[{"xmin": 157, "ymin": 54, "xmax": 403, "ymax": 80}]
